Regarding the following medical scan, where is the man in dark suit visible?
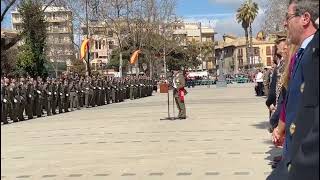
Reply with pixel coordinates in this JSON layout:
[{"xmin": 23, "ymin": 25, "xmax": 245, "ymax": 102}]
[
  {"xmin": 267, "ymin": 0, "xmax": 319, "ymax": 178},
  {"xmin": 267, "ymin": 29, "xmax": 319, "ymax": 180},
  {"xmin": 288, "ymin": 28, "xmax": 319, "ymax": 180}
]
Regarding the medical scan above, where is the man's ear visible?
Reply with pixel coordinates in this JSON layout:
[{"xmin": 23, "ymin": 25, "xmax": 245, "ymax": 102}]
[{"xmin": 302, "ymin": 12, "xmax": 312, "ymax": 26}]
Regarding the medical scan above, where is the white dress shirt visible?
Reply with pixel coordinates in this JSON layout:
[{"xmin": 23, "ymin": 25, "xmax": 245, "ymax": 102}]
[{"xmin": 255, "ymin": 72, "xmax": 263, "ymax": 82}]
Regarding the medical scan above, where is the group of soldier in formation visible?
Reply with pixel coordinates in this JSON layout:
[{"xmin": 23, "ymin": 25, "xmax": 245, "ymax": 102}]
[{"xmin": 1, "ymin": 75, "xmax": 157, "ymax": 124}]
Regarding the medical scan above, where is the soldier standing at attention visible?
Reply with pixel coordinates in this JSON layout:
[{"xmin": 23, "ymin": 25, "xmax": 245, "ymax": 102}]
[
  {"xmin": 57, "ymin": 79, "xmax": 64, "ymax": 113},
  {"xmin": 51, "ymin": 79, "xmax": 58, "ymax": 115},
  {"xmin": 63, "ymin": 79, "xmax": 70, "ymax": 112},
  {"xmin": 26, "ymin": 78, "xmax": 34, "ymax": 119},
  {"xmin": 33, "ymin": 79, "xmax": 41, "ymax": 117},
  {"xmin": 129, "ymin": 77, "xmax": 134, "ymax": 100},
  {"xmin": 105, "ymin": 77, "xmax": 111, "ymax": 104},
  {"xmin": 90, "ymin": 77, "xmax": 97, "ymax": 107},
  {"xmin": 44, "ymin": 78, "xmax": 52, "ymax": 116},
  {"xmin": 84, "ymin": 77, "xmax": 91, "ymax": 108},
  {"xmin": 1, "ymin": 77, "xmax": 9, "ymax": 124},
  {"xmin": 17, "ymin": 77, "xmax": 27, "ymax": 121},
  {"xmin": 69, "ymin": 79, "xmax": 77, "ymax": 111},
  {"xmin": 173, "ymin": 69, "xmax": 187, "ymax": 119},
  {"xmin": 79, "ymin": 77, "xmax": 84, "ymax": 107},
  {"xmin": 8, "ymin": 78, "xmax": 19, "ymax": 122}
]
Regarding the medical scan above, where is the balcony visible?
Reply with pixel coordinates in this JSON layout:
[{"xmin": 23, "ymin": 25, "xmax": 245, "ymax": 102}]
[
  {"xmin": 46, "ymin": 18, "xmax": 70, "ymax": 23},
  {"xmin": 47, "ymin": 29, "xmax": 70, "ymax": 34},
  {"xmin": 12, "ymin": 18, "xmax": 22, "ymax": 24}
]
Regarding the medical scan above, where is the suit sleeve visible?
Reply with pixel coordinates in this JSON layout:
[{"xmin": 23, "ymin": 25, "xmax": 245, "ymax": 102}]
[
  {"xmin": 266, "ymin": 69, "xmax": 277, "ymax": 107},
  {"xmin": 288, "ymin": 105, "xmax": 319, "ymax": 180}
]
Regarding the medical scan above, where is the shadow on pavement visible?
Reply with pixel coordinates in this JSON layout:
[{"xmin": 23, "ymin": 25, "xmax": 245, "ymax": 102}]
[{"xmin": 251, "ymin": 121, "xmax": 270, "ymax": 129}]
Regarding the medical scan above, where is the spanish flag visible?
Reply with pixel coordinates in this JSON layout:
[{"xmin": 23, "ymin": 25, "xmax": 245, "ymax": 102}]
[
  {"xmin": 130, "ymin": 49, "xmax": 141, "ymax": 64},
  {"xmin": 80, "ymin": 38, "xmax": 90, "ymax": 60}
]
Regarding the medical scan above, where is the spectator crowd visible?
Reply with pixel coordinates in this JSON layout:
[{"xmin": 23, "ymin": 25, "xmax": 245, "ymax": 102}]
[{"xmin": 252, "ymin": 1, "xmax": 319, "ymax": 179}]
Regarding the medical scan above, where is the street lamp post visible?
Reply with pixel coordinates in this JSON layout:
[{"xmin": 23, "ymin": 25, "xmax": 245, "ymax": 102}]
[{"xmin": 216, "ymin": 35, "xmax": 227, "ymax": 87}]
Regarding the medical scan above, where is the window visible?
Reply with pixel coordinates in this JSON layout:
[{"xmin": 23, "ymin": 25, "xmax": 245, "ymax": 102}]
[
  {"xmin": 272, "ymin": 46, "xmax": 276, "ymax": 56},
  {"xmin": 254, "ymin": 48, "xmax": 260, "ymax": 56},
  {"xmin": 64, "ymin": 36, "xmax": 69, "ymax": 42},
  {"xmin": 108, "ymin": 31, "xmax": 113, "ymax": 37},
  {"xmin": 99, "ymin": 40, "xmax": 102, "ymax": 49},
  {"xmin": 266, "ymin": 46, "xmax": 271, "ymax": 55},
  {"xmin": 109, "ymin": 41, "xmax": 114, "ymax": 49},
  {"xmin": 53, "ymin": 14, "xmax": 56, "ymax": 20},
  {"xmin": 267, "ymin": 57, "xmax": 272, "ymax": 66},
  {"xmin": 102, "ymin": 40, "xmax": 106, "ymax": 49},
  {"xmin": 95, "ymin": 40, "xmax": 98, "ymax": 50},
  {"xmin": 238, "ymin": 59, "xmax": 243, "ymax": 66}
]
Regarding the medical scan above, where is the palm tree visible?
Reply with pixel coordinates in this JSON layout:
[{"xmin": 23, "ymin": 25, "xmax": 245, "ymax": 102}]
[
  {"xmin": 236, "ymin": 0, "xmax": 259, "ymax": 69},
  {"xmin": 201, "ymin": 41, "xmax": 215, "ymax": 70}
]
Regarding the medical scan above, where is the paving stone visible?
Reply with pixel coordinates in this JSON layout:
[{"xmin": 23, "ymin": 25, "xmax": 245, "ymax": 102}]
[{"xmin": 1, "ymin": 85, "xmax": 271, "ymax": 180}]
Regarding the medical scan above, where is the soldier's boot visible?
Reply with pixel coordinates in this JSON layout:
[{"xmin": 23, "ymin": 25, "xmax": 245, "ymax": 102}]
[
  {"xmin": 18, "ymin": 104, "xmax": 25, "ymax": 121},
  {"xmin": 2, "ymin": 105, "xmax": 9, "ymax": 124},
  {"xmin": 75, "ymin": 96, "xmax": 80, "ymax": 110},
  {"xmin": 52, "ymin": 101, "xmax": 57, "ymax": 115},
  {"xmin": 10, "ymin": 105, "xmax": 19, "ymax": 122},
  {"xmin": 58, "ymin": 100, "xmax": 63, "ymax": 113},
  {"xmin": 27, "ymin": 104, "xmax": 33, "ymax": 119}
]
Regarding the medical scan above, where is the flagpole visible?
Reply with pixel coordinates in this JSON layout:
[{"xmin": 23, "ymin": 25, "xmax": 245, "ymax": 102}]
[{"xmin": 86, "ymin": 0, "xmax": 91, "ymax": 76}]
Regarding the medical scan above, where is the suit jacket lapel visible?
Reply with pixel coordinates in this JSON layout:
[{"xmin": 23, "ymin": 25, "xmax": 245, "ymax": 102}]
[{"xmin": 292, "ymin": 51, "xmax": 304, "ymax": 78}]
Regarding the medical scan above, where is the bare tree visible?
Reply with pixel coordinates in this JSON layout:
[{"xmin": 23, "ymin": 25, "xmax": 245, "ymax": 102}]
[{"xmin": 261, "ymin": 0, "xmax": 288, "ymax": 34}]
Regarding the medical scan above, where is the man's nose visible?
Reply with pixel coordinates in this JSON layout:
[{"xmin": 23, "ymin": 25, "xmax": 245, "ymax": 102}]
[{"xmin": 283, "ymin": 20, "xmax": 288, "ymax": 28}]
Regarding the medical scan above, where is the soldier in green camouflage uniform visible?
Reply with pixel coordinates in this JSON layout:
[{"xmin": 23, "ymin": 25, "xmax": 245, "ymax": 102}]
[
  {"xmin": 17, "ymin": 77, "xmax": 27, "ymax": 121},
  {"xmin": 63, "ymin": 79, "xmax": 70, "ymax": 112},
  {"xmin": 8, "ymin": 78, "xmax": 19, "ymax": 122},
  {"xmin": 1, "ymin": 78, "xmax": 9, "ymax": 124},
  {"xmin": 51, "ymin": 79, "xmax": 58, "ymax": 115},
  {"xmin": 57, "ymin": 79, "xmax": 64, "ymax": 113}
]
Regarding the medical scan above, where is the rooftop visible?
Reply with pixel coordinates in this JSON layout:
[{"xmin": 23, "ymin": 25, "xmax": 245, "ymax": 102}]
[{"xmin": 12, "ymin": 6, "xmax": 71, "ymax": 14}]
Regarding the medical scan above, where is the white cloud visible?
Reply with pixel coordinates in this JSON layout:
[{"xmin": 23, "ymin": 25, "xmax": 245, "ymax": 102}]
[
  {"xmin": 212, "ymin": 8, "xmax": 265, "ymax": 40},
  {"xmin": 208, "ymin": 0, "xmax": 266, "ymax": 8}
]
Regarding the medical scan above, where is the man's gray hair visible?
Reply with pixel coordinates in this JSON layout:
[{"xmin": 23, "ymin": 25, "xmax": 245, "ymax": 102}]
[{"xmin": 289, "ymin": 0, "xmax": 319, "ymax": 27}]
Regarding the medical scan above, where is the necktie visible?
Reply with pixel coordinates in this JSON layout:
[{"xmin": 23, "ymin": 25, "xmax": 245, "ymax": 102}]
[
  {"xmin": 296, "ymin": 48, "xmax": 304, "ymax": 60},
  {"xmin": 290, "ymin": 48, "xmax": 304, "ymax": 76}
]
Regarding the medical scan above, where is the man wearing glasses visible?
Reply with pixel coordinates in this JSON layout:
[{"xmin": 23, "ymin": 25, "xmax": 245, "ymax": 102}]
[{"xmin": 267, "ymin": 0, "xmax": 319, "ymax": 180}]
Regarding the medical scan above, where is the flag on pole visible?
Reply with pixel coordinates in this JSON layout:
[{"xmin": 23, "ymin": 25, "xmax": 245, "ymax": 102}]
[
  {"xmin": 80, "ymin": 38, "xmax": 90, "ymax": 60},
  {"xmin": 130, "ymin": 49, "xmax": 141, "ymax": 64}
]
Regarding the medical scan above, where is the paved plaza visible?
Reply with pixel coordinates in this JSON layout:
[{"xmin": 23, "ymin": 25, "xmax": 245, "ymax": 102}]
[{"xmin": 1, "ymin": 84, "xmax": 277, "ymax": 180}]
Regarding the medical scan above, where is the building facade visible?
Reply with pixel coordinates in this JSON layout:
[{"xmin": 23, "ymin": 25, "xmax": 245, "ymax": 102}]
[
  {"xmin": 173, "ymin": 22, "xmax": 216, "ymax": 71},
  {"xmin": 215, "ymin": 33, "xmax": 276, "ymax": 74},
  {"xmin": 80, "ymin": 21, "xmax": 118, "ymax": 72},
  {"xmin": 12, "ymin": 6, "xmax": 75, "ymax": 76}
]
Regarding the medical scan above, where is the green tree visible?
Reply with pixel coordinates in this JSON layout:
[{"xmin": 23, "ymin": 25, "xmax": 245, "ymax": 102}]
[
  {"xmin": 201, "ymin": 41, "xmax": 215, "ymax": 70},
  {"xmin": 16, "ymin": 41, "xmax": 36, "ymax": 75},
  {"xmin": 236, "ymin": 0, "xmax": 259, "ymax": 69},
  {"xmin": 70, "ymin": 59, "xmax": 86, "ymax": 76},
  {"xmin": 1, "ymin": 45, "xmax": 18, "ymax": 75},
  {"xmin": 108, "ymin": 48, "xmax": 131, "ymax": 71},
  {"xmin": 17, "ymin": 0, "xmax": 48, "ymax": 77}
]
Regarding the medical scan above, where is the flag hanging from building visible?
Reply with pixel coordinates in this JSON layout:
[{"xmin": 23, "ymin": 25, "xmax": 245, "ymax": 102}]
[{"xmin": 130, "ymin": 50, "xmax": 141, "ymax": 64}]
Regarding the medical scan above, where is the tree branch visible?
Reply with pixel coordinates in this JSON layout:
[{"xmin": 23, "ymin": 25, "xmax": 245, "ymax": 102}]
[
  {"xmin": 1, "ymin": 0, "xmax": 18, "ymax": 23},
  {"xmin": 1, "ymin": 33, "xmax": 22, "ymax": 51},
  {"xmin": 42, "ymin": 0, "xmax": 56, "ymax": 12}
]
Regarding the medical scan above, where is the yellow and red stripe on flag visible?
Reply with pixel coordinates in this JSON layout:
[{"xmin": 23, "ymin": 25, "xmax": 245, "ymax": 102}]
[
  {"xmin": 80, "ymin": 38, "xmax": 90, "ymax": 60},
  {"xmin": 130, "ymin": 49, "xmax": 141, "ymax": 64}
]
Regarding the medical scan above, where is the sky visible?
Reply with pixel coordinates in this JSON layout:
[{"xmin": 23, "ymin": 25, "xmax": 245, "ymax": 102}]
[
  {"xmin": 176, "ymin": 0, "xmax": 266, "ymax": 40},
  {"xmin": 1, "ymin": 0, "xmax": 267, "ymax": 41}
]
